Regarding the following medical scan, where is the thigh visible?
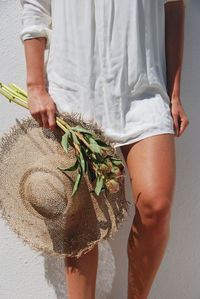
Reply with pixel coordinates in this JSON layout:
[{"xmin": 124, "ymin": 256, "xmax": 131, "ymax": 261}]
[{"xmin": 120, "ymin": 134, "xmax": 176, "ymax": 209}]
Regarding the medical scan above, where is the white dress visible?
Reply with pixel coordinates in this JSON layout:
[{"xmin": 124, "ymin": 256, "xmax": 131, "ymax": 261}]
[{"xmin": 19, "ymin": 0, "xmax": 185, "ymax": 148}]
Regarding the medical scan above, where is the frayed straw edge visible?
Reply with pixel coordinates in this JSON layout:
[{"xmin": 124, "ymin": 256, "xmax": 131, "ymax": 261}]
[
  {"xmin": 0, "ymin": 113, "xmax": 131, "ymax": 258},
  {"xmin": 0, "ymin": 197, "xmax": 131, "ymax": 259}
]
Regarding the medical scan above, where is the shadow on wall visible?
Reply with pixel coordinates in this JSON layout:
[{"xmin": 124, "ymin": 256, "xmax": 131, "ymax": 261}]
[
  {"xmin": 41, "ymin": 239, "xmax": 129, "ymax": 299},
  {"xmin": 40, "ymin": 147, "xmax": 135, "ymax": 299}
]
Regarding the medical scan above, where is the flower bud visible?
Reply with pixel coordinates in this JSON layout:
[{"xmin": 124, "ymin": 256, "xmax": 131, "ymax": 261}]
[
  {"xmin": 105, "ymin": 179, "xmax": 120, "ymax": 194},
  {"xmin": 105, "ymin": 160, "xmax": 113, "ymax": 173},
  {"xmin": 99, "ymin": 163, "xmax": 108, "ymax": 173},
  {"xmin": 110, "ymin": 166, "xmax": 121, "ymax": 176}
]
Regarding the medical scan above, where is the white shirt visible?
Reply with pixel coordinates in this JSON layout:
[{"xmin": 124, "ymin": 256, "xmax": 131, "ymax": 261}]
[{"xmin": 19, "ymin": 0, "xmax": 186, "ymax": 146}]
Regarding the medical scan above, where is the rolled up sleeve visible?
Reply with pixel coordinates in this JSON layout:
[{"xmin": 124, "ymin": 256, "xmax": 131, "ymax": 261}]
[{"xmin": 19, "ymin": 0, "xmax": 52, "ymax": 49}]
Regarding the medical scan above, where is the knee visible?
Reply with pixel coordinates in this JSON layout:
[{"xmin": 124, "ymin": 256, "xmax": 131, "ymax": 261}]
[{"xmin": 135, "ymin": 194, "xmax": 173, "ymax": 232}]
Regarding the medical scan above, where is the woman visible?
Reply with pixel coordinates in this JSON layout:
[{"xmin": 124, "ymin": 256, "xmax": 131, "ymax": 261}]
[{"xmin": 20, "ymin": 0, "xmax": 189, "ymax": 298}]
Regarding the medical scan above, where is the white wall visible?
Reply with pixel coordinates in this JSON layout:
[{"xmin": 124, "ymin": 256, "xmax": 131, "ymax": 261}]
[{"xmin": 0, "ymin": 1, "xmax": 199, "ymax": 298}]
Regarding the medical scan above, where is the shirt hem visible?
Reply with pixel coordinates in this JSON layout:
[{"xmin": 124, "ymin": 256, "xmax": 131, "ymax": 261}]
[{"xmin": 113, "ymin": 130, "xmax": 175, "ymax": 149}]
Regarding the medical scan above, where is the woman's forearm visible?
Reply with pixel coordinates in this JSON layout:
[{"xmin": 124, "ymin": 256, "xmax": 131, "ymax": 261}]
[
  {"xmin": 23, "ymin": 37, "xmax": 58, "ymax": 131},
  {"xmin": 24, "ymin": 37, "xmax": 47, "ymax": 90},
  {"xmin": 165, "ymin": 1, "xmax": 185, "ymax": 102}
]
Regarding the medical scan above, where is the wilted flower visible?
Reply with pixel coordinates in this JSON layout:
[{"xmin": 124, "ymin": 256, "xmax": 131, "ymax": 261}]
[
  {"xmin": 105, "ymin": 179, "xmax": 120, "ymax": 194},
  {"xmin": 0, "ymin": 82, "xmax": 126, "ymax": 197},
  {"xmin": 106, "ymin": 160, "xmax": 113, "ymax": 173},
  {"xmin": 110, "ymin": 165, "xmax": 121, "ymax": 176},
  {"xmin": 99, "ymin": 163, "xmax": 109, "ymax": 174}
]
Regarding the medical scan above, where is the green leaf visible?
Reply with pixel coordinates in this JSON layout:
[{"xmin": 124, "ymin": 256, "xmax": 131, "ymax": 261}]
[
  {"xmin": 104, "ymin": 155, "xmax": 123, "ymax": 165},
  {"xmin": 112, "ymin": 160, "xmax": 123, "ymax": 166},
  {"xmin": 103, "ymin": 155, "xmax": 113, "ymax": 160},
  {"xmin": 57, "ymin": 159, "xmax": 79, "ymax": 171},
  {"xmin": 70, "ymin": 129, "xmax": 80, "ymax": 145},
  {"xmin": 71, "ymin": 125, "xmax": 95, "ymax": 136},
  {"xmin": 110, "ymin": 166, "xmax": 116, "ymax": 173},
  {"xmin": 93, "ymin": 162, "xmax": 99, "ymax": 176},
  {"xmin": 72, "ymin": 167, "xmax": 82, "ymax": 196},
  {"xmin": 81, "ymin": 147, "xmax": 88, "ymax": 174},
  {"xmin": 88, "ymin": 139, "xmax": 102, "ymax": 154},
  {"xmin": 88, "ymin": 136, "xmax": 98, "ymax": 145},
  {"xmin": 94, "ymin": 175, "xmax": 103, "ymax": 196},
  {"xmin": 109, "ymin": 156, "xmax": 123, "ymax": 162},
  {"xmin": 95, "ymin": 139, "xmax": 111, "ymax": 148},
  {"xmin": 84, "ymin": 147, "xmax": 89, "ymax": 153},
  {"xmin": 85, "ymin": 159, "xmax": 88, "ymax": 175},
  {"xmin": 83, "ymin": 135, "xmax": 90, "ymax": 143},
  {"xmin": 91, "ymin": 152, "xmax": 97, "ymax": 160},
  {"xmin": 79, "ymin": 149, "xmax": 86, "ymax": 173},
  {"xmin": 61, "ymin": 130, "xmax": 71, "ymax": 153}
]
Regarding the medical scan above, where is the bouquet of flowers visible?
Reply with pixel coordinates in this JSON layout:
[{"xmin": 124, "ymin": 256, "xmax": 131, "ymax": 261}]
[{"xmin": 0, "ymin": 82, "xmax": 126, "ymax": 198}]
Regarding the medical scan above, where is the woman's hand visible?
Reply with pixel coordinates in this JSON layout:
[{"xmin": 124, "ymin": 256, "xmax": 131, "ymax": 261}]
[
  {"xmin": 27, "ymin": 85, "xmax": 59, "ymax": 132},
  {"xmin": 170, "ymin": 95, "xmax": 190, "ymax": 137}
]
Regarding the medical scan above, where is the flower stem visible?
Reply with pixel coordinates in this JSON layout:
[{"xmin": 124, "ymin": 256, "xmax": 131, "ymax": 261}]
[{"xmin": 56, "ymin": 116, "xmax": 94, "ymax": 152}]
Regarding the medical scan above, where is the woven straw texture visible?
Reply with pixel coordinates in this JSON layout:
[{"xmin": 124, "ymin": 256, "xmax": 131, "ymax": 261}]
[{"xmin": 0, "ymin": 111, "xmax": 130, "ymax": 258}]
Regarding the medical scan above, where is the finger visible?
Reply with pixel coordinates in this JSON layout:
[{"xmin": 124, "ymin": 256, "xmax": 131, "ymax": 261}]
[
  {"xmin": 178, "ymin": 117, "xmax": 183, "ymax": 137},
  {"xmin": 41, "ymin": 110, "xmax": 49, "ymax": 128},
  {"xmin": 30, "ymin": 110, "xmax": 42, "ymax": 127},
  {"xmin": 179, "ymin": 118, "xmax": 189, "ymax": 137},
  {"xmin": 35, "ymin": 114, "xmax": 43, "ymax": 127},
  {"xmin": 47, "ymin": 109, "xmax": 57, "ymax": 131},
  {"xmin": 173, "ymin": 113, "xmax": 179, "ymax": 137}
]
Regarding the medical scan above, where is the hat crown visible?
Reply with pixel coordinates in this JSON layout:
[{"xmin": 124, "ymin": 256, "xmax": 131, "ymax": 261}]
[
  {"xmin": 19, "ymin": 165, "xmax": 69, "ymax": 220},
  {"xmin": 19, "ymin": 153, "xmax": 89, "ymax": 221}
]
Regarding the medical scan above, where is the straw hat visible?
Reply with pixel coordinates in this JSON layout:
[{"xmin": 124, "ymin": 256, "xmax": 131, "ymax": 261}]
[{"xmin": 0, "ymin": 111, "xmax": 130, "ymax": 258}]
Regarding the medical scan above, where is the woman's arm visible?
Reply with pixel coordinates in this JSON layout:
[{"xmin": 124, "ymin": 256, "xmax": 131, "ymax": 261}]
[
  {"xmin": 20, "ymin": 0, "xmax": 57, "ymax": 131},
  {"xmin": 24, "ymin": 37, "xmax": 47, "ymax": 89},
  {"xmin": 164, "ymin": 0, "xmax": 190, "ymax": 137},
  {"xmin": 23, "ymin": 37, "xmax": 58, "ymax": 131},
  {"xmin": 165, "ymin": 0, "xmax": 185, "ymax": 103},
  {"xmin": 20, "ymin": 0, "xmax": 52, "ymax": 88}
]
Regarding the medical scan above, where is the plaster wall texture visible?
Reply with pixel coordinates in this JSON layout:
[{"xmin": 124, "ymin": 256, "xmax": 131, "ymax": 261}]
[{"xmin": 0, "ymin": 1, "xmax": 199, "ymax": 299}]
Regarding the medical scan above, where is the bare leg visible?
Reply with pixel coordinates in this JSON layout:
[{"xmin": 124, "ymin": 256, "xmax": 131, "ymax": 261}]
[
  {"xmin": 64, "ymin": 244, "xmax": 98, "ymax": 299},
  {"xmin": 121, "ymin": 133, "xmax": 176, "ymax": 299}
]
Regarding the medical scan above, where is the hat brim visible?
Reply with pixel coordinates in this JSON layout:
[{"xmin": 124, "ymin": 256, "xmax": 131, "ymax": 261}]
[{"xmin": 0, "ymin": 111, "xmax": 130, "ymax": 258}]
